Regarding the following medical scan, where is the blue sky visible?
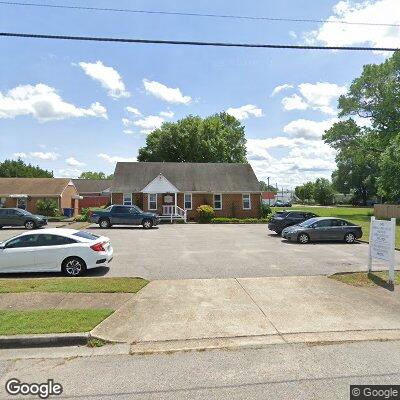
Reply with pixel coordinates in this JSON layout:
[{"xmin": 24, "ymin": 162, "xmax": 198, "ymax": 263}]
[{"xmin": 0, "ymin": 0, "xmax": 398, "ymax": 188}]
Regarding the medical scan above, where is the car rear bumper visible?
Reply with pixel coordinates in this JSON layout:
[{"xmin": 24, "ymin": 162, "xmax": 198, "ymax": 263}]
[{"xmin": 88, "ymin": 246, "xmax": 113, "ymax": 269}]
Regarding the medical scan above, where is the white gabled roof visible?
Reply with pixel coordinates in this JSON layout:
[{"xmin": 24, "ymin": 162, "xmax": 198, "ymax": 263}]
[{"xmin": 141, "ymin": 173, "xmax": 179, "ymax": 193}]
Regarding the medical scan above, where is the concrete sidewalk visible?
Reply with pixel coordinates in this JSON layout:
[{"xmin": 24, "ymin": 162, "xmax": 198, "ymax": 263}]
[
  {"xmin": 91, "ymin": 276, "xmax": 400, "ymax": 351},
  {"xmin": 0, "ymin": 293, "xmax": 133, "ymax": 310}
]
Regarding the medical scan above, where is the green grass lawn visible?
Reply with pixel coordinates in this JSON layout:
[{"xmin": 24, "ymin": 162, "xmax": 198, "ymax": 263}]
[
  {"xmin": 0, "ymin": 309, "xmax": 113, "ymax": 335},
  {"xmin": 330, "ymin": 271, "xmax": 400, "ymax": 287},
  {"xmin": 0, "ymin": 277, "xmax": 148, "ymax": 294},
  {"xmin": 275, "ymin": 205, "xmax": 400, "ymax": 248}
]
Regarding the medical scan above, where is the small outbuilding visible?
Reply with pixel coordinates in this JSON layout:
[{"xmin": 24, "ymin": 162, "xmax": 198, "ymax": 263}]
[
  {"xmin": 72, "ymin": 179, "xmax": 112, "ymax": 211},
  {"xmin": 0, "ymin": 178, "xmax": 79, "ymax": 215}
]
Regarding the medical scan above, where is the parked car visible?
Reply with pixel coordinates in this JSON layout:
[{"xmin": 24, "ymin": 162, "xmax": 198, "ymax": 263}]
[
  {"xmin": 281, "ymin": 217, "xmax": 362, "ymax": 244},
  {"xmin": 89, "ymin": 205, "xmax": 160, "ymax": 229},
  {"xmin": 0, "ymin": 208, "xmax": 47, "ymax": 230},
  {"xmin": 268, "ymin": 210, "xmax": 317, "ymax": 235},
  {"xmin": 0, "ymin": 228, "xmax": 113, "ymax": 276},
  {"xmin": 272, "ymin": 200, "xmax": 292, "ymax": 207}
]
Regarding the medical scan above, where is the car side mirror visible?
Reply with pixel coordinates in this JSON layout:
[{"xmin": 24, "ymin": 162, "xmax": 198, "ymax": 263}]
[{"xmin": 0, "ymin": 244, "xmax": 5, "ymax": 250}]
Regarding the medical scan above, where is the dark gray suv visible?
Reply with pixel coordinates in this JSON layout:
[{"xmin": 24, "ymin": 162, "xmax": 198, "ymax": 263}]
[{"xmin": 0, "ymin": 208, "xmax": 48, "ymax": 229}]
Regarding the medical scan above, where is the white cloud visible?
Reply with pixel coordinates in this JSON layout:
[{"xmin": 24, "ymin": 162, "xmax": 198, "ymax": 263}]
[
  {"xmin": 304, "ymin": 0, "xmax": 400, "ymax": 50},
  {"xmin": 226, "ymin": 104, "xmax": 263, "ymax": 120},
  {"xmin": 298, "ymin": 82, "xmax": 347, "ymax": 107},
  {"xmin": 282, "ymin": 94, "xmax": 309, "ymax": 111},
  {"xmin": 159, "ymin": 110, "xmax": 174, "ymax": 118},
  {"xmin": 126, "ymin": 106, "xmax": 141, "ymax": 116},
  {"xmin": 280, "ymin": 82, "xmax": 346, "ymax": 115},
  {"xmin": 271, "ymin": 84, "xmax": 294, "ymax": 97},
  {"xmin": 98, "ymin": 153, "xmax": 137, "ymax": 163},
  {"xmin": 143, "ymin": 79, "xmax": 191, "ymax": 104},
  {"xmin": 283, "ymin": 118, "xmax": 338, "ymax": 140},
  {"xmin": 14, "ymin": 151, "xmax": 59, "ymax": 161},
  {"xmin": 133, "ymin": 115, "xmax": 164, "ymax": 134},
  {"xmin": 0, "ymin": 84, "xmax": 107, "ymax": 122},
  {"xmin": 57, "ymin": 168, "xmax": 83, "ymax": 178},
  {"xmin": 247, "ymin": 136, "xmax": 337, "ymax": 188},
  {"xmin": 14, "ymin": 152, "xmax": 27, "ymax": 158},
  {"xmin": 78, "ymin": 61, "xmax": 130, "ymax": 98},
  {"xmin": 122, "ymin": 118, "xmax": 131, "ymax": 128},
  {"xmin": 66, "ymin": 157, "xmax": 85, "ymax": 167},
  {"xmin": 289, "ymin": 31, "xmax": 298, "ymax": 39},
  {"xmin": 123, "ymin": 129, "xmax": 134, "ymax": 135}
]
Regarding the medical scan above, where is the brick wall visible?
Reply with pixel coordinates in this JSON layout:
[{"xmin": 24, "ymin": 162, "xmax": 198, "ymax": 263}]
[{"xmin": 113, "ymin": 192, "xmax": 260, "ymax": 220}]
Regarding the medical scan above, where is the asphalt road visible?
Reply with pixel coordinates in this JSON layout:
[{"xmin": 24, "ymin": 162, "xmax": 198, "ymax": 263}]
[
  {"xmin": 0, "ymin": 223, "xmax": 397, "ymax": 279},
  {"xmin": 1, "ymin": 341, "xmax": 400, "ymax": 399}
]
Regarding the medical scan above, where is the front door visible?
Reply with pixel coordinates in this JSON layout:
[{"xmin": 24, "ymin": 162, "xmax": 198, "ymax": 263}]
[{"xmin": 17, "ymin": 197, "xmax": 27, "ymax": 210}]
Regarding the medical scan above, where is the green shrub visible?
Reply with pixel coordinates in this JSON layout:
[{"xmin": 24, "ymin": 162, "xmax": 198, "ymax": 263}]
[
  {"xmin": 260, "ymin": 202, "xmax": 271, "ymax": 218},
  {"xmin": 211, "ymin": 217, "xmax": 269, "ymax": 224},
  {"xmin": 36, "ymin": 199, "xmax": 59, "ymax": 217},
  {"xmin": 196, "ymin": 205, "xmax": 215, "ymax": 223}
]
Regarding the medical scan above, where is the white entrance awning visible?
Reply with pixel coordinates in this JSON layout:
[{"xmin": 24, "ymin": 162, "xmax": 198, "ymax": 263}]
[{"xmin": 9, "ymin": 194, "xmax": 28, "ymax": 198}]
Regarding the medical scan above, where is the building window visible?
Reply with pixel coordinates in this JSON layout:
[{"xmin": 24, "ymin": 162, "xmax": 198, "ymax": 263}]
[
  {"xmin": 148, "ymin": 194, "xmax": 157, "ymax": 210},
  {"xmin": 0, "ymin": 197, "xmax": 5, "ymax": 208},
  {"xmin": 242, "ymin": 194, "xmax": 251, "ymax": 210},
  {"xmin": 213, "ymin": 194, "xmax": 222, "ymax": 210},
  {"xmin": 123, "ymin": 193, "xmax": 132, "ymax": 206},
  {"xmin": 184, "ymin": 193, "xmax": 192, "ymax": 210}
]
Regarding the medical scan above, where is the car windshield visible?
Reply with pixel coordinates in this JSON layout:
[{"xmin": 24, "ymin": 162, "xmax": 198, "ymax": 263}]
[
  {"xmin": 132, "ymin": 205, "xmax": 143, "ymax": 213},
  {"xmin": 298, "ymin": 217, "xmax": 319, "ymax": 227},
  {"xmin": 73, "ymin": 231, "xmax": 100, "ymax": 240}
]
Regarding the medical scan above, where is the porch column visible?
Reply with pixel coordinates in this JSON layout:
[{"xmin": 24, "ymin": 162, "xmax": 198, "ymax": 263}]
[{"xmin": 174, "ymin": 192, "xmax": 177, "ymax": 215}]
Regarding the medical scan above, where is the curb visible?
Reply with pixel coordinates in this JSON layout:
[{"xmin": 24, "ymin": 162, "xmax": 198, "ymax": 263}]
[{"xmin": 0, "ymin": 332, "xmax": 89, "ymax": 349}]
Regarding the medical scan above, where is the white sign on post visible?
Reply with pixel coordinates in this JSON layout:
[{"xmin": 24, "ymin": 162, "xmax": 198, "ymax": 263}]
[{"xmin": 368, "ymin": 217, "xmax": 396, "ymax": 285}]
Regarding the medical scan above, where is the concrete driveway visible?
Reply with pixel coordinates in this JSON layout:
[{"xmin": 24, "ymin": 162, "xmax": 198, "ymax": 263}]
[{"xmin": 0, "ymin": 224, "xmax": 397, "ymax": 280}]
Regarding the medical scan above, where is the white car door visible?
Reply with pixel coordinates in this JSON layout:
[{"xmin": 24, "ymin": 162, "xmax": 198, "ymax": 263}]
[
  {"xmin": 0, "ymin": 234, "xmax": 40, "ymax": 273},
  {"xmin": 33, "ymin": 234, "xmax": 74, "ymax": 271}
]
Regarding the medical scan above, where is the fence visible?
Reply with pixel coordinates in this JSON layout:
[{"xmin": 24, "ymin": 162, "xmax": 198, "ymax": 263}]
[
  {"xmin": 374, "ymin": 204, "xmax": 400, "ymax": 219},
  {"xmin": 79, "ymin": 196, "xmax": 110, "ymax": 212}
]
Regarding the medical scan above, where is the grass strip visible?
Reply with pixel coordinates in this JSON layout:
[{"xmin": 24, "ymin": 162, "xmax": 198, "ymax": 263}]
[
  {"xmin": 0, "ymin": 277, "xmax": 148, "ymax": 293},
  {"xmin": 330, "ymin": 271, "xmax": 400, "ymax": 287},
  {"xmin": 0, "ymin": 309, "xmax": 113, "ymax": 335}
]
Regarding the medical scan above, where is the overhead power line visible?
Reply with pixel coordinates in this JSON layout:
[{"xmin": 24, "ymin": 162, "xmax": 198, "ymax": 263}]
[
  {"xmin": 0, "ymin": 1, "xmax": 399, "ymax": 28},
  {"xmin": 1, "ymin": 32, "xmax": 398, "ymax": 52}
]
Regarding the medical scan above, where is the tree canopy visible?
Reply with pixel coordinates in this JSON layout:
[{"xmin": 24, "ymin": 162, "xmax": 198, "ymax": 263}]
[
  {"xmin": 79, "ymin": 171, "xmax": 113, "ymax": 180},
  {"xmin": 137, "ymin": 112, "xmax": 247, "ymax": 163},
  {"xmin": 295, "ymin": 179, "xmax": 334, "ymax": 206},
  {"xmin": 0, "ymin": 159, "xmax": 53, "ymax": 178},
  {"xmin": 323, "ymin": 51, "xmax": 400, "ymax": 203}
]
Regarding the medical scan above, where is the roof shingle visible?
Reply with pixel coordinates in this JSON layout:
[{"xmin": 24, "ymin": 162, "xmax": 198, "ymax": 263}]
[
  {"xmin": 0, "ymin": 178, "xmax": 73, "ymax": 196},
  {"xmin": 112, "ymin": 162, "xmax": 260, "ymax": 193}
]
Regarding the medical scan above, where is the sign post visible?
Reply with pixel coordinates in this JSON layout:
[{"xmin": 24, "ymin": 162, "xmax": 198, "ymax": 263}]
[{"xmin": 368, "ymin": 217, "xmax": 396, "ymax": 285}]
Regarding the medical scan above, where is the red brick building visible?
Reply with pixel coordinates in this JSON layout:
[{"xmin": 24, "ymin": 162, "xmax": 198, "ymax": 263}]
[
  {"xmin": 72, "ymin": 179, "xmax": 112, "ymax": 211},
  {"xmin": 111, "ymin": 162, "xmax": 261, "ymax": 221},
  {"xmin": 0, "ymin": 178, "xmax": 80, "ymax": 215}
]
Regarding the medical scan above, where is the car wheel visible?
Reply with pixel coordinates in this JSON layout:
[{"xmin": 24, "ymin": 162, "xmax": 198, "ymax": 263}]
[
  {"xmin": 62, "ymin": 257, "xmax": 86, "ymax": 277},
  {"xmin": 24, "ymin": 220, "xmax": 36, "ymax": 230},
  {"xmin": 99, "ymin": 218, "xmax": 111, "ymax": 229},
  {"xmin": 344, "ymin": 232, "xmax": 356, "ymax": 244},
  {"xmin": 298, "ymin": 233, "xmax": 310, "ymax": 244},
  {"xmin": 142, "ymin": 219, "xmax": 153, "ymax": 229}
]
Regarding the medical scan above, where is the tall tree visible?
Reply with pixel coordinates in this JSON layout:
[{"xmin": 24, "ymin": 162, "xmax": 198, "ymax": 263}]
[
  {"xmin": 137, "ymin": 112, "xmax": 247, "ymax": 163},
  {"xmin": 324, "ymin": 120, "xmax": 378, "ymax": 205},
  {"xmin": 323, "ymin": 51, "xmax": 400, "ymax": 202},
  {"xmin": 0, "ymin": 159, "xmax": 53, "ymax": 178},
  {"xmin": 79, "ymin": 171, "xmax": 113, "ymax": 180}
]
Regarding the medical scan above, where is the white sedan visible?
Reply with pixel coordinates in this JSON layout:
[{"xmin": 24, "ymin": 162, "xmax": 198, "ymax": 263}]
[{"xmin": 0, "ymin": 228, "xmax": 113, "ymax": 276}]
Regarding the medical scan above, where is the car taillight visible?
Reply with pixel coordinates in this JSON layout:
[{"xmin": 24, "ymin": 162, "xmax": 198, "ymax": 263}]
[{"xmin": 90, "ymin": 242, "xmax": 106, "ymax": 252}]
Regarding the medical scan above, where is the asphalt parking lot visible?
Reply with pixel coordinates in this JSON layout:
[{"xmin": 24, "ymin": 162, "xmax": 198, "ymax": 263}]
[
  {"xmin": 1, "ymin": 223, "xmax": 395, "ymax": 280},
  {"xmin": 91, "ymin": 224, "xmax": 398, "ymax": 279}
]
